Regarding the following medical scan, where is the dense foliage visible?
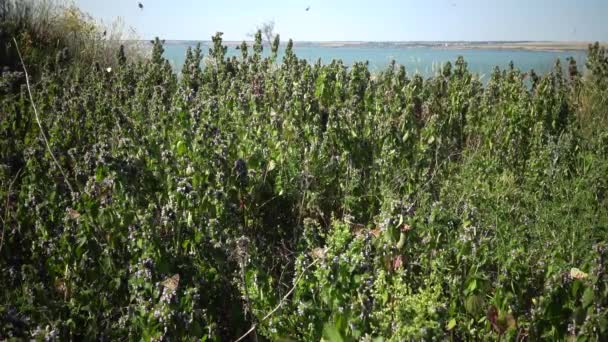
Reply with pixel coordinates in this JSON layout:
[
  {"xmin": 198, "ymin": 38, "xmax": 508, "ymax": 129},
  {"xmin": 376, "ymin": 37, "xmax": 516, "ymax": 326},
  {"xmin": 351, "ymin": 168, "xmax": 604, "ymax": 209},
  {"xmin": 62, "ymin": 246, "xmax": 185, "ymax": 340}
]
[{"xmin": 2, "ymin": 3, "xmax": 608, "ymax": 341}]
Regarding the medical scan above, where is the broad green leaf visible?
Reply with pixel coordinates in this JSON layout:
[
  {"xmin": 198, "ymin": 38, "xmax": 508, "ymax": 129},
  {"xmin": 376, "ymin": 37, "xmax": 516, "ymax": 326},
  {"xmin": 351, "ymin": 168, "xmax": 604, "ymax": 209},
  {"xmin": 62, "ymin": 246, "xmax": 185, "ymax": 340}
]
[{"xmin": 447, "ymin": 318, "xmax": 457, "ymax": 330}]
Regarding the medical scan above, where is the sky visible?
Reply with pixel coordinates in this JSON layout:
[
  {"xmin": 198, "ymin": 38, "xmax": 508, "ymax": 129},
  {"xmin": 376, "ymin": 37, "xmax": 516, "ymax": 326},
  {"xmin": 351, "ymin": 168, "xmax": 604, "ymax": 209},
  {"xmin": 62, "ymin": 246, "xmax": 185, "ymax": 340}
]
[{"xmin": 75, "ymin": 0, "xmax": 608, "ymax": 42}]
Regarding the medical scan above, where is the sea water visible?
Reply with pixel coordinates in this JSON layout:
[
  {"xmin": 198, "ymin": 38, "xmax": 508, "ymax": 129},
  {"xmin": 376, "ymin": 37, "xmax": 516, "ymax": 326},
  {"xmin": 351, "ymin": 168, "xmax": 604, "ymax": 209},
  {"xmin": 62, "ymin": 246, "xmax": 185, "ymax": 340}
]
[{"xmin": 162, "ymin": 42, "xmax": 587, "ymax": 79}]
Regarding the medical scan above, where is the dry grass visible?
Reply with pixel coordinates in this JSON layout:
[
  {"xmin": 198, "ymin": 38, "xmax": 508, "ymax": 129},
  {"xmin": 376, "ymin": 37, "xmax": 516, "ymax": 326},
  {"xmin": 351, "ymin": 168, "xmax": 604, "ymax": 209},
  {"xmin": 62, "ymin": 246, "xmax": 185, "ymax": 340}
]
[
  {"xmin": 1, "ymin": 0, "xmax": 144, "ymax": 69},
  {"xmin": 578, "ymin": 84, "xmax": 608, "ymax": 135}
]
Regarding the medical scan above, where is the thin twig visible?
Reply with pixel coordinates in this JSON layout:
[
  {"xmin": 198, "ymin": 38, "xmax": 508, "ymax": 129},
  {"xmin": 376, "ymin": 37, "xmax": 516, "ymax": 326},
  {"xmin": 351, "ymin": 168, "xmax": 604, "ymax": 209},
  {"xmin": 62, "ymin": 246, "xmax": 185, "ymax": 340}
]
[
  {"xmin": 237, "ymin": 242, "xmax": 258, "ymax": 342},
  {"xmin": 0, "ymin": 168, "xmax": 22, "ymax": 254},
  {"xmin": 256, "ymin": 194, "xmax": 281, "ymax": 210},
  {"xmin": 13, "ymin": 37, "xmax": 74, "ymax": 194},
  {"xmin": 276, "ymin": 258, "xmax": 294, "ymax": 291},
  {"xmin": 233, "ymin": 257, "xmax": 320, "ymax": 342}
]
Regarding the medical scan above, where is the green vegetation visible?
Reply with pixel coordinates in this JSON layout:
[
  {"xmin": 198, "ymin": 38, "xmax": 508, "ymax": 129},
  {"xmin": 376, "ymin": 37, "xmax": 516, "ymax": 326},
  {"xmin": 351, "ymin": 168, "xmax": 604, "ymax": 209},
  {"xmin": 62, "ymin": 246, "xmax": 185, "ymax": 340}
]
[{"xmin": 1, "ymin": 1, "xmax": 608, "ymax": 340}]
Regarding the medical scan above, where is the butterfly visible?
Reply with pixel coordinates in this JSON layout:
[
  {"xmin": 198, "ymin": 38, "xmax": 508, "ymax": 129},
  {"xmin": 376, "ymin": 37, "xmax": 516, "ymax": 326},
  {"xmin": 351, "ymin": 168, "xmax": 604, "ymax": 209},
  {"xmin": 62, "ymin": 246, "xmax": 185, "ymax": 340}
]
[
  {"xmin": 570, "ymin": 267, "xmax": 588, "ymax": 280},
  {"xmin": 310, "ymin": 247, "xmax": 327, "ymax": 260},
  {"xmin": 161, "ymin": 274, "xmax": 180, "ymax": 291},
  {"xmin": 400, "ymin": 223, "xmax": 412, "ymax": 232},
  {"xmin": 383, "ymin": 254, "xmax": 407, "ymax": 272},
  {"xmin": 370, "ymin": 227, "xmax": 382, "ymax": 238},
  {"xmin": 54, "ymin": 278, "xmax": 71, "ymax": 300},
  {"xmin": 487, "ymin": 306, "xmax": 517, "ymax": 336},
  {"xmin": 66, "ymin": 208, "xmax": 81, "ymax": 219},
  {"xmin": 350, "ymin": 223, "xmax": 365, "ymax": 237},
  {"xmin": 392, "ymin": 255, "xmax": 404, "ymax": 270}
]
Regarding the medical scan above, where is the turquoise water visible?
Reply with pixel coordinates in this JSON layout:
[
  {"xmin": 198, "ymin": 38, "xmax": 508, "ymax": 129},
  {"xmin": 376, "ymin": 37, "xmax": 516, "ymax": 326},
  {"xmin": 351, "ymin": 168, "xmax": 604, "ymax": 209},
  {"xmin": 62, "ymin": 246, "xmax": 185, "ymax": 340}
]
[{"xmin": 163, "ymin": 42, "xmax": 587, "ymax": 79}]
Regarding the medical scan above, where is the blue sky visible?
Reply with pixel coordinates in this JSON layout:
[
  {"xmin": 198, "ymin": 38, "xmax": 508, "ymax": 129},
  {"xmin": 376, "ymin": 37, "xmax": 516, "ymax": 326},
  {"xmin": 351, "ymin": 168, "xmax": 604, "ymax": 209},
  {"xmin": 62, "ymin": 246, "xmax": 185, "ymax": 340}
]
[{"xmin": 76, "ymin": 0, "xmax": 608, "ymax": 41}]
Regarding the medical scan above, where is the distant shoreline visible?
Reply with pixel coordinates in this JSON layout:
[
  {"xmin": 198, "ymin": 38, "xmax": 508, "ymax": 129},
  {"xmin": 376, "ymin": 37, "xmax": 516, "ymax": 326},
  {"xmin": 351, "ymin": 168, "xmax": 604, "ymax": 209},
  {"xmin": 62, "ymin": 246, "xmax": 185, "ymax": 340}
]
[{"xmin": 154, "ymin": 40, "xmax": 604, "ymax": 52}]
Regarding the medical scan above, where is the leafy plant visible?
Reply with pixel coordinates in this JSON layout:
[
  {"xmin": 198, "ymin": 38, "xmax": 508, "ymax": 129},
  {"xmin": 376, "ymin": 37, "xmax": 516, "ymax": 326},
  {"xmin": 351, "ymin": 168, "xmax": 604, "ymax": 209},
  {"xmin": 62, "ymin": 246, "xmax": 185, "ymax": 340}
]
[{"xmin": 1, "ymin": 1, "xmax": 608, "ymax": 340}]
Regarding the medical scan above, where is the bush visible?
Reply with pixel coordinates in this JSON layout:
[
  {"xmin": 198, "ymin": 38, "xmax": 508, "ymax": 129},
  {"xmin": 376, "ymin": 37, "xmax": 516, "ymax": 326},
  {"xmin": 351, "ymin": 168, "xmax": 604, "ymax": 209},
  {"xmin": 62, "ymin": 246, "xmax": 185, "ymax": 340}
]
[
  {"xmin": 0, "ymin": 0, "xmax": 142, "ymax": 75},
  {"xmin": 1, "ymin": 2, "xmax": 607, "ymax": 340}
]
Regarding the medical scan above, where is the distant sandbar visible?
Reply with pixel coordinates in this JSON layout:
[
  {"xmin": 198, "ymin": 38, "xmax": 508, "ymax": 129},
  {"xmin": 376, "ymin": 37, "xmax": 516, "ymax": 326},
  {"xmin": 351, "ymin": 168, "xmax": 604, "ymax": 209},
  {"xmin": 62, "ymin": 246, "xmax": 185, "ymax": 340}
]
[{"xmin": 160, "ymin": 40, "xmax": 604, "ymax": 52}]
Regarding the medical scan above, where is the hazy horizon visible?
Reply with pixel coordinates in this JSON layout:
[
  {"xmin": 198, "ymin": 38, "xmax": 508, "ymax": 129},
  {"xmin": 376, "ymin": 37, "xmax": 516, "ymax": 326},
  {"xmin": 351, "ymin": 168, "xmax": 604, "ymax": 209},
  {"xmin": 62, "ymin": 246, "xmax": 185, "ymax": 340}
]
[{"xmin": 155, "ymin": 39, "xmax": 600, "ymax": 43}]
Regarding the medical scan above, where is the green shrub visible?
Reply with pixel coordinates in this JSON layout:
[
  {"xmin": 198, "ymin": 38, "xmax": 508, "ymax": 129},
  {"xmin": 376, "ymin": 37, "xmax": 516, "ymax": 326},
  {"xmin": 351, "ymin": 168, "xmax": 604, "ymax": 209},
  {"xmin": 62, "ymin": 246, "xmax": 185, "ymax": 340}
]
[{"xmin": 1, "ymin": 2, "xmax": 608, "ymax": 339}]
